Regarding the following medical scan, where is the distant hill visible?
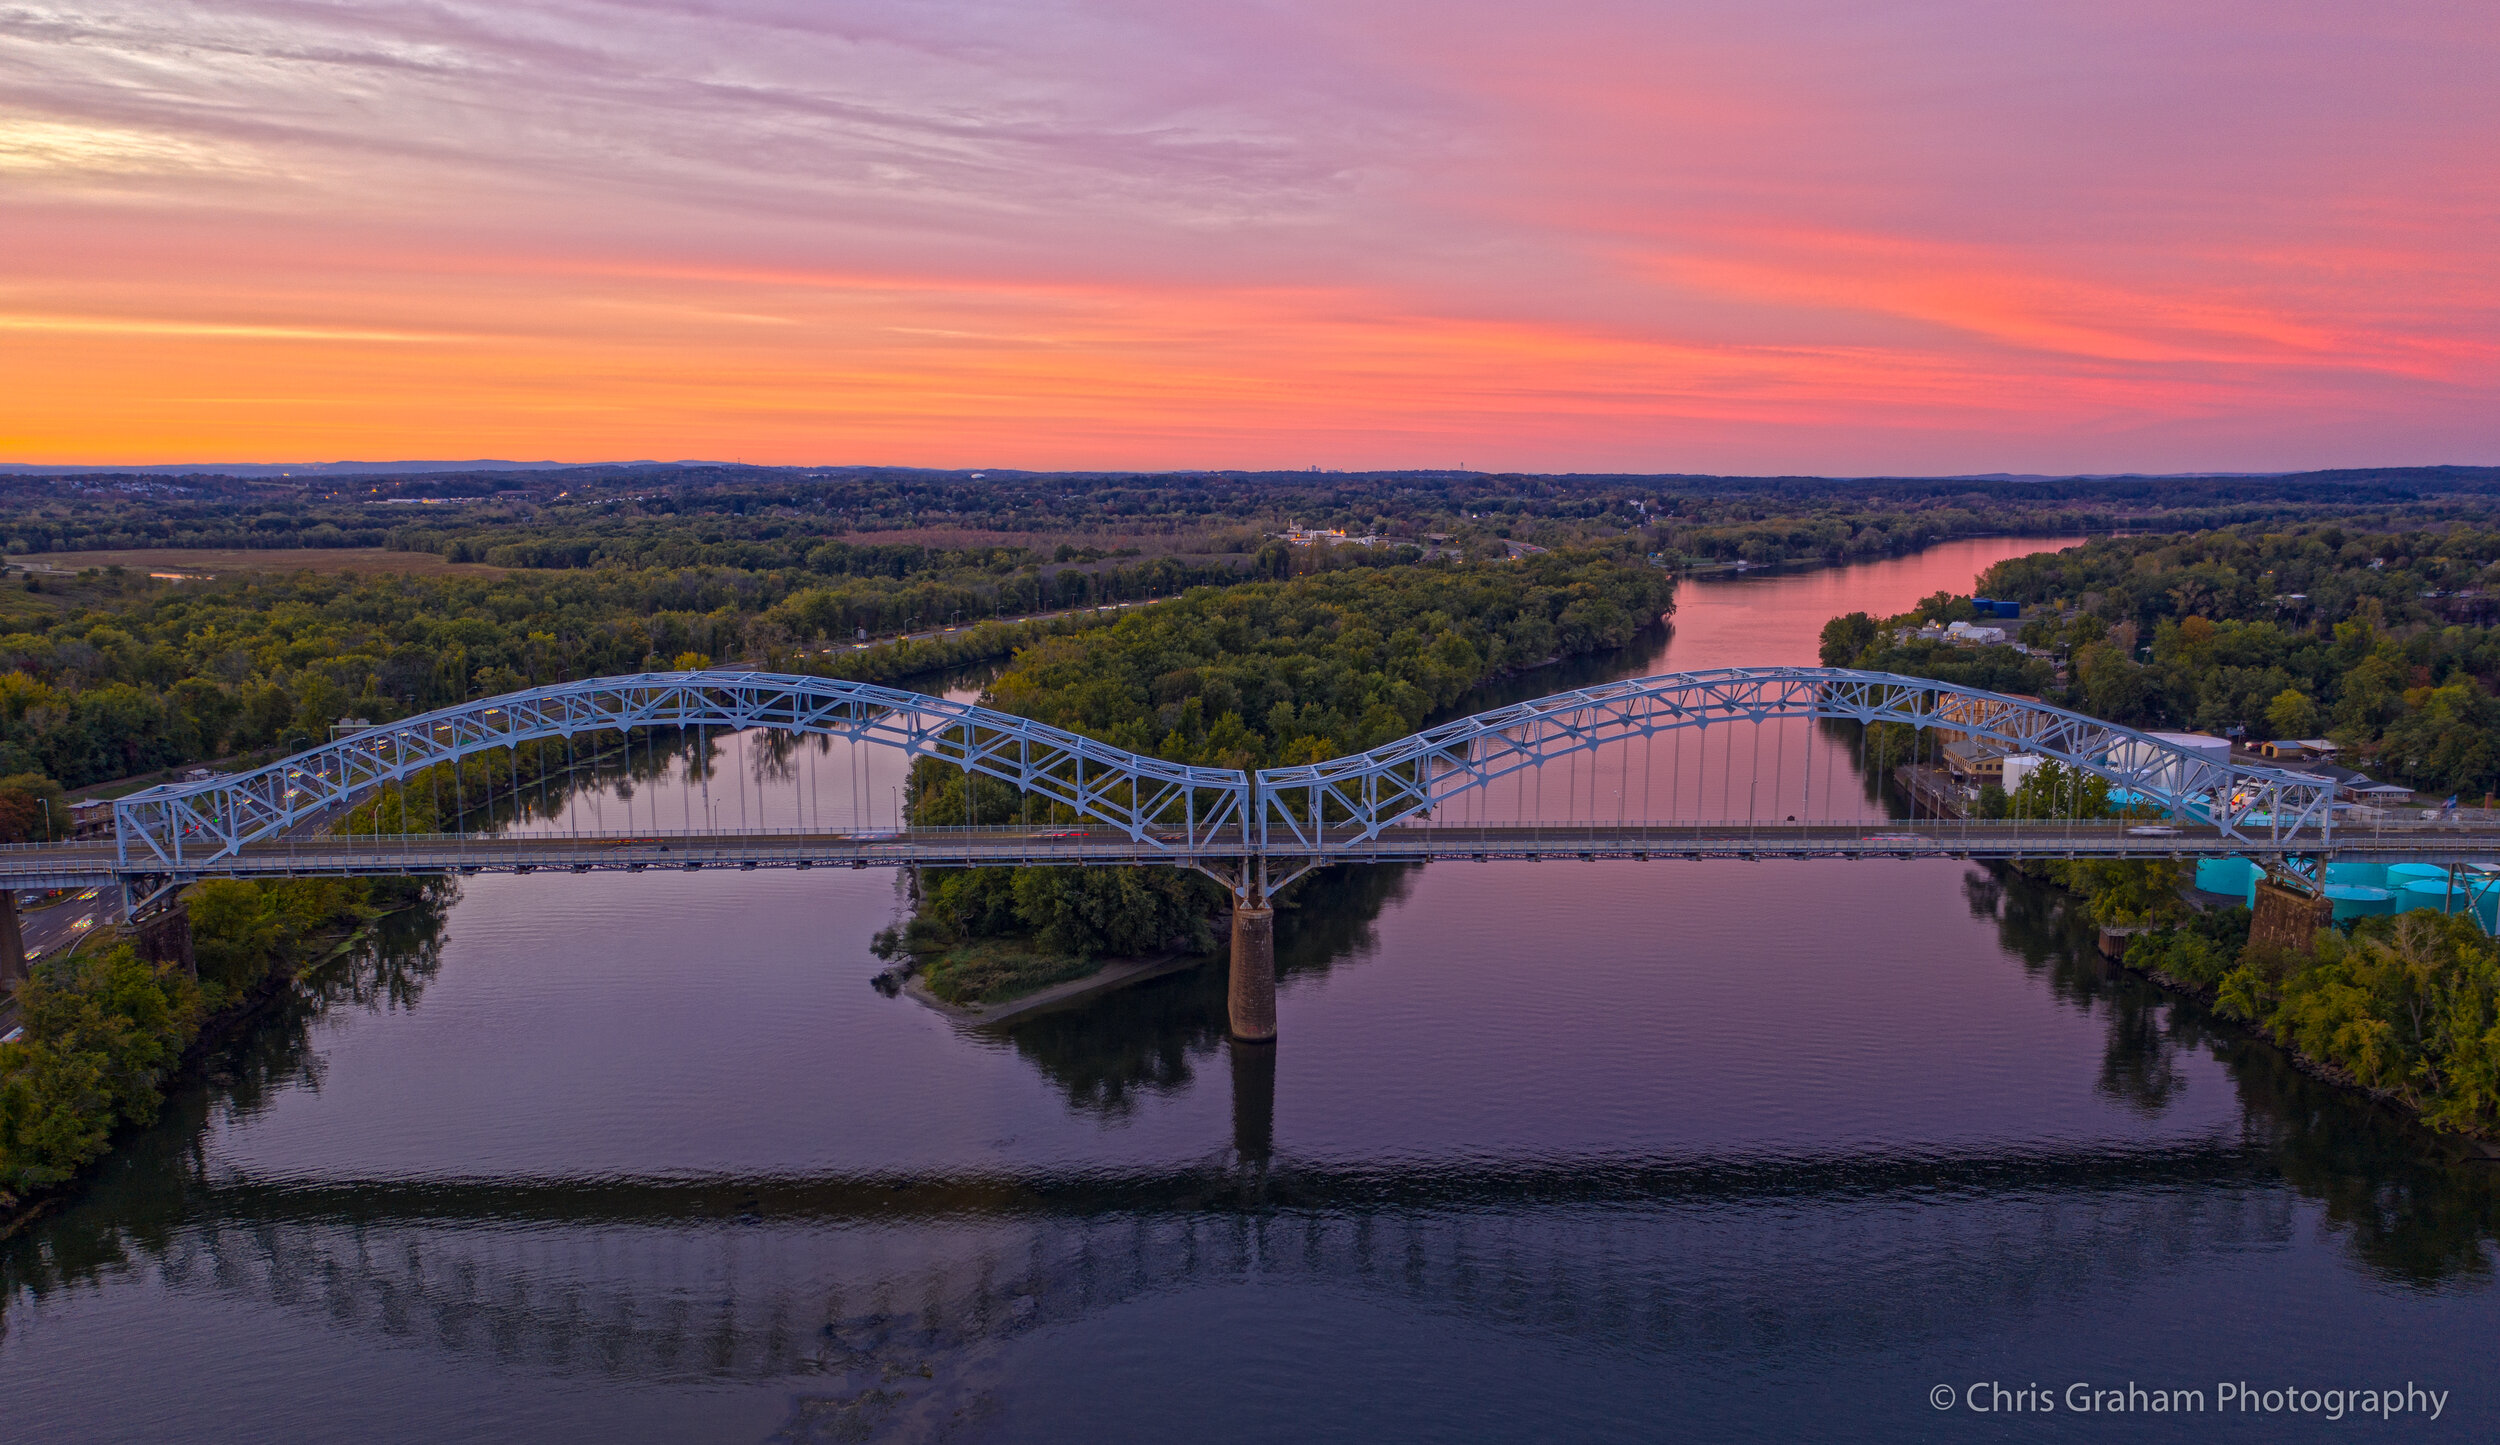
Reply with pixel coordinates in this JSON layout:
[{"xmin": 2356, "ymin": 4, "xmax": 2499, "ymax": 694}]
[
  {"xmin": 0, "ymin": 460, "xmax": 2491, "ymax": 489},
  {"xmin": 0, "ymin": 459, "xmax": 640, "ymax": 477}
]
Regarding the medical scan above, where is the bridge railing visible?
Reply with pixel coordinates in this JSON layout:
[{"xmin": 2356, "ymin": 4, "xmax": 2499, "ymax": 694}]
[
  {"xmin": 10, "ymin": 817, "xmax": 2499, "ymax": 889},
  {"xmin": 124, "ymin": 815, "xmax": 2500, "ymax": 859}
]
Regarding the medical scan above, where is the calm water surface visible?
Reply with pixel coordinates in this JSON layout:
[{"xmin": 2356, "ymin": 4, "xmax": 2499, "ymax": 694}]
[{"xmin": 8, "ymin": 537, "xmax": 2499, "ymax": 1442}]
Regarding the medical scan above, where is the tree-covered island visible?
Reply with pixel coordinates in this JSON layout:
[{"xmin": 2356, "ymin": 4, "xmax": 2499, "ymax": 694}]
[{"xmin": 883, "ymin": 554, "xmax": 1675, "ymax": 1006}]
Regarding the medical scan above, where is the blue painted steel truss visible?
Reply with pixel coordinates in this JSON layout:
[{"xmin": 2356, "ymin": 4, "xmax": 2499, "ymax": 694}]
[
  {"xmin": 113, "ymin": 672, "xmax": 1250, "ymax": 868},
  {"xmin": 114, "ymin": 666, "xmax": 2336, "ymax": 872},
  {"xmin": 1254, "ymin": 666, "xmax": 2335, "ymax": 848}
]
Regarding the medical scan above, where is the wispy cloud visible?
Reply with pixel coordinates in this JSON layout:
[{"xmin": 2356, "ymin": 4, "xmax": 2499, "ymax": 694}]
[
  {"xmin": 0, "ymin": 0, "xmax": 2492, "ymax": 468},
  {"xmin": 0, "ymin": 312, "xmax": 457, "ymax": 342}
]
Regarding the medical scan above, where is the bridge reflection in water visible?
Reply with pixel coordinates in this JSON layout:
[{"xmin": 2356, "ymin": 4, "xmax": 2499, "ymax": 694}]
[{"xmin": 109, "ymin": 1146, "xmax": 2297, "ymax": 1384}]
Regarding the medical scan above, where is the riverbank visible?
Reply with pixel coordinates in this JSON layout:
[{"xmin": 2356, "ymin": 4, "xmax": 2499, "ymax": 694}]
[
  {"xmin": 1669, "ymin": 529, "xmax": 2089, "ymax": 576},
  {"xmin": 2112, "ymin": 934, "xmax": 2500, "ymax": 1161},
  {"xmin": 0, "ymin": 924, "xmax": 318, "ymax": 1234},
  {"xmin": 2066, "ymin": 877, "xmax": 2500, "ymax": 1156},
  {"xmin": 0, "ymin": 881, "xmax": 414, "ymax": 1236},
  {"xmin": 904, "ymin": 948, "xmax": 1210, "ymax": 1027}
]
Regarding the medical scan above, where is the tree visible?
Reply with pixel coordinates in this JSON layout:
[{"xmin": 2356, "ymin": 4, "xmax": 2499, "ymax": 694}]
[
  {"xmin": 2006, "ymin": 759, "xmax": 2112, "ymax": 821},
  {"xmin": 1818, "ymin": 612, "xmax": 1878, "ymax": 667},
  {"xmin": 2058, "ymin": 859, "xmax": 2193, "ymax": 929},
  {"xmin": 2264, "ymin": 688, "xmax": 2319, "ymax": 740},
  {"xmin": 2379, "ymin": 681, "xmax": 2500, "ymax": 796},
  {"xmin": 0, "ymin": 946, "xmax": 201, "ymax": 1194},
  {"xmin": 0, "ymin": 772, "xmax": 66, "ymax": 842},
  {"xmin": 2074, "ymin": 643, "xmax": 2151, "ymax": 722}
]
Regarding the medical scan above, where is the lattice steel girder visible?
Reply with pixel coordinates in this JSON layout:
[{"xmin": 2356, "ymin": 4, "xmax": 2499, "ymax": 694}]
[
  {"xmin": 110, "ymin": 666, "xmax": 2335, "ymax": 869},
  {"xmin": 1247, "ymin": 666, "xmax": 2334, "ymax": 848},
  {"xmin": 116, "ymin": 672, "xmax": 1251, "ymax": 865}
]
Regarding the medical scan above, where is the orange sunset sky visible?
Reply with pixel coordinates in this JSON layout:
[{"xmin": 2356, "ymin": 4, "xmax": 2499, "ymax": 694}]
[{"xmin": 2, "ymin": 0, "xmax": 2494, "ymax": 473}]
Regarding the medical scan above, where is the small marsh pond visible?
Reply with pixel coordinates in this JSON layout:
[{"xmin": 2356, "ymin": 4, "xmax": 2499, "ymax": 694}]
[{"xmin": 6, "ymin": 539, "xmax": 2498, "ymax": 1442}]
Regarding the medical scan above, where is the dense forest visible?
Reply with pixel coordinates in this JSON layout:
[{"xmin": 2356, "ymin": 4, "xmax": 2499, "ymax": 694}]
[
  {"xmin": 0, "ymin": 544, "xmax": 1383, "ymax": 810},
  {"xmin": 2, "ymin": 463, "xmax": 2493, "ymax": 574},
  {"xmin": 887, "ymin": 554, "xmax": 1676, "ymax": 1000},
  {"xmin": 1820, "ymin": 523, "xmax": 2500, "ymax": 796}
]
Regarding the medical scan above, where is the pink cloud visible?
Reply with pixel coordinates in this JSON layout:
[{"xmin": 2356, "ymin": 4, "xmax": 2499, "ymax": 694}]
[{"xmin": 0, "ymin": 0, "xmax": 2491, "ymax": 469}]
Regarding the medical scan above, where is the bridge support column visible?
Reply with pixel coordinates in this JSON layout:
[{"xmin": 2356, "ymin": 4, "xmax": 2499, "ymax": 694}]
[
  {"xmin": 2250, "ymin": 878, "xmax": 2331, "ymax": 954},
  {"xmin": 0, "ymin": 889, "xmax": 23, "ymax": 997},
  {"xmin": 1228, "ymin": 904, "xmax": 1276, "ymax": 1042},
  {"xmin": 134, "ymin": 900, "xmax": 196, "ymax": 978}
]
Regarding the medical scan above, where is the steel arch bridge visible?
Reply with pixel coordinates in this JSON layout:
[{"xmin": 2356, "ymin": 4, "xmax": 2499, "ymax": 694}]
[
  {"xmin": 1251, "ymin": 666, "xmax": 2333, "ymax": 850},
  {"xmin": 106, "ymin": 667, "xmax": 2339, "ymax": 883},
  {"xmin": 112, "ymin": 672, "xmax": 1251, "ymax": 870}
]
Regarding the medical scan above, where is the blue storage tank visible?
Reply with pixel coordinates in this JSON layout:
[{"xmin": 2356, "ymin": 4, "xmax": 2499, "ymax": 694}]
[
  {"xmin": 2387, "ymin": 863, "xmax": 2451, "ymax": 886},
  {"xmin": 2397, "ymin": 879, "xmax": 2463, "ymax": 913},
  {"xmin": 2323, "ymin": 885, "xmax": 2395, "ymax": 921},
  {"xmin": 2324, "ymin": 861, "xmax": 2386, "ymax": 888},
  {"xmin": 2194, "ymin": 857, "xmax": 2257, "ymax": 903}
]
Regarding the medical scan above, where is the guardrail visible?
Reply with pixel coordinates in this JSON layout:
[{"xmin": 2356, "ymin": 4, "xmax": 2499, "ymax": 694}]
[{"xmin": 6, "ymin": 816, "xmax": 2495, "ymax": 888}]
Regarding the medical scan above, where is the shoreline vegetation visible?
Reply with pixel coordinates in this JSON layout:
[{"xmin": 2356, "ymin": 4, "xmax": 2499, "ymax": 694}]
[
  {"xmin": 1815, "ymin": 522, "xmax": 2500, "ymax": 1145},
  {"xmin": 901, "ymin": 946, "xmax": 1210, "ymax": 1027},
  {"xmin": 878, "ymin": 552, "xmax": 1676, "ymax": 1009},
  {"xmin": 0, "ymin": 874, "xmax": 431, "ymax": 1234},
  {"xmin": 2007, "ymin": 843, "xmax": 2500, "ymax": 1149},
  {"xmin": 2119, "ymin": 910, "xmax": 2500, "ymax": 1151}
]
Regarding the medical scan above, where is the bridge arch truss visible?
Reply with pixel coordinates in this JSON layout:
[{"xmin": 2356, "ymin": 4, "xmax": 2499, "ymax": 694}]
[
  {"xmin": 114, "ymin": 666, "xmax": 2336, "ymax": 874},
  {"xmin": 1252, "ymin": 666, "xmax": 2335, "ymax": 850},
  {"xmin": 114, "ymin": 672, "xmax": 1253, "ymax": 869}
]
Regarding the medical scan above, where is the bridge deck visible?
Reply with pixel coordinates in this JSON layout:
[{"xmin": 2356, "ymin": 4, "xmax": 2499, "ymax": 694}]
[{"xmin": 10, "ymin": 820, "xmax": 2498, "ymax": 888}]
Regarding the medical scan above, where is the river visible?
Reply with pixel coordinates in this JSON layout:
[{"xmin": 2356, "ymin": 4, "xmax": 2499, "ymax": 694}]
[{"xmin": 7, "ymin": 537, "xmax": 2497, "ymax": 1441}]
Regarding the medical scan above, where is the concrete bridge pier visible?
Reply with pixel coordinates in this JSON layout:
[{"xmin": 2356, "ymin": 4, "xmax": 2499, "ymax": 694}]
[
  {"xmin": 2251, "ymin": 877, "xmax": 2332, "ymax": 953},
  {"xmin": 1228, "ymin": 903, "xmax": 1276, "ymax": 1042},
  {"xmin": 134, "ymin": 900, "xmax": 197, "ymax": 978}
]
